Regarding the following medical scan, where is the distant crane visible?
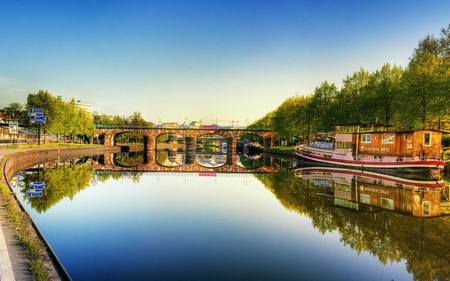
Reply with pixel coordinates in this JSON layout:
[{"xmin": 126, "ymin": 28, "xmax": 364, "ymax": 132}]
[{"xmin": 210, "ymin": 119, "xmax": 240, "ymax": 127}]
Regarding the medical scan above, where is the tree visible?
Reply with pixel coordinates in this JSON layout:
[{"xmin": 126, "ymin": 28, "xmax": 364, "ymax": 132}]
[
  {"xmin": 271, "ymin": 95, "xmax": 306, "ymax": 145},
  {"xmin": 336, "ymin": 68, "xmax": 371, "ymax": 124},
  {"xmin": 27, "ymin": 90, "xmax": 95, "ymax": 143},
  {"xmin": 129, "ymin": 111, "xmax": 148, "ymax": 126},
  {"xmin": 309, "ymin": 81, "xmax": 338, "ymax": 134},
  {"xmin": 366, "ymin": 63, "xmax": 403, "ymax": 127},
  {"xmin": 403, "ymin": 49, "xmax": 441, "ymax": 129}
]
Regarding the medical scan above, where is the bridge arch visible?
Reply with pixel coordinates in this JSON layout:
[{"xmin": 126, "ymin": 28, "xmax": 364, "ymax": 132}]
[{"xmin": 94, "ymin": 126, "xmax": 277, "ymax": 161}]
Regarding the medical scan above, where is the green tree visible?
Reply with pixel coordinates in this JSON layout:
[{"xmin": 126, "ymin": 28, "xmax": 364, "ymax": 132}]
[
  {"xmin": 27, "ymin": 90, "xmax": 95, "ymax": 143},
  {"xmin": 129, "ymin": 111, "xmax": 148, "ymax": 126},
  {"xmin": 366, "ymin": 63, "xmax": 403, "ymax": 127},
  {"xmin": 271, "ymin": 95, "xmax": 307, "ymax": 145},
  {"xmin": 335, "ymin": 68, "xmax": 370, "ymax": 124},
  {"xmin": 309, "ymin": 81, "xmax": 338, "ymax": 134},
  {"xmin": 402, "ymin": 50, "xmax": 440, "ymax": 129}
]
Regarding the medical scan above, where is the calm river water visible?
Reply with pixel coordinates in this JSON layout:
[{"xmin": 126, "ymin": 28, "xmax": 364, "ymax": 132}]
[{"xmin": 13, "ymin": 152, "xmax": 450, "ymax": 281}]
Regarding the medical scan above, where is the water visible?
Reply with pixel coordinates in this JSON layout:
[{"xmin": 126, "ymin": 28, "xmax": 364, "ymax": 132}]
[{"xmin": 13, "ymin": 153, "xmax": 436, "ymax": 281}]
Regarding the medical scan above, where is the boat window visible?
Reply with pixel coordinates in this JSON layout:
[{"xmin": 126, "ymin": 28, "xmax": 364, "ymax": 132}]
[
  {"xmin": 360, "ymin": 194, "xmax": 370, "ymax": 204},
  {"xmin": 382, "ymin": 133, "xmax": 394, "ymax": 144},
  {"xmin": 424, "ymin": 132, "xmax": 431, "ymax": 146},
  {"xmin": 423, "ymin": 201, "xmax": 431, "ymax": 215},
  {"xmin": 361, "ymin": 134, "xmax": 371, "ymax": 143}
]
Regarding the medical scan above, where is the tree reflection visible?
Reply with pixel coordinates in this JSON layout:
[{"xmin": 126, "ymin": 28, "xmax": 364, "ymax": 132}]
[
  {"xmin": 20, "ymin": 161, "xmax": 95, "ymax": 213},
  {"xmin": 255, "ymin": 168, "xmax": 450, "ymax": 281},
  {"xmin": 114, "ymin": 151, "xmax": 144, "ymax": 167}
]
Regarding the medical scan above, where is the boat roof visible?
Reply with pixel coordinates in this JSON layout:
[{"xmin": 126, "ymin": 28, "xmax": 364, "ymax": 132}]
[
  {"xmin": 334, "ymin": 123, "xmax": 447, "ymax": 134},
  {"xmin": 348, "ymin": 128, "xmax": 446, "ymax": 134}
]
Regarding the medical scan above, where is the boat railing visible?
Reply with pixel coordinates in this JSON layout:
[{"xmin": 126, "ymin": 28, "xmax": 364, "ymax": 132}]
[{"xmin": 357, "ymin": 153, "xmax": 444, "ymax": 162}]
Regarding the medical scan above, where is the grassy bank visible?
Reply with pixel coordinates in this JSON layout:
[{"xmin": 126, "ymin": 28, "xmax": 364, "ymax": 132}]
[
  {"xmin": 268, "ymin": 146, "xmax": 295, "ymax": 155},
  {"xmin": 0, "ymin": 143, "xmax": 101, "ymax": 150},
  {"xmin": 0, "ymin": 156, "xmax": 50, "ymax": 280}
]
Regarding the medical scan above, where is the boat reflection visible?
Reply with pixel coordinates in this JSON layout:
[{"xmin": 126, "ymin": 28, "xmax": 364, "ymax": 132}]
[{"xmin": 295, "ymin": 166, "xmax": 448, "ymax": 217}]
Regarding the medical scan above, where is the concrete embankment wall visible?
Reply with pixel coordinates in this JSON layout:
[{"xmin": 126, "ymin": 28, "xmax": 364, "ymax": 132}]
[
  {"xmin": 3, "ymin": 146, "xmax": 121, "ymax": 184},
  {"xmin": 1, "ymin": 145, "xmax": 121, "ymax": 281}
]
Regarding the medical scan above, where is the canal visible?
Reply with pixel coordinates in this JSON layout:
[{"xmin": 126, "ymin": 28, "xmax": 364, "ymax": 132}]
[{"xmin": 12, "ymin": 151, "xmax": 450, "ymax": 281}]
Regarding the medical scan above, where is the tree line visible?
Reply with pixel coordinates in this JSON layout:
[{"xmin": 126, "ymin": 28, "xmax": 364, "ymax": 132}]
[
  {"xmin": 2, "ymin": 90, "xmax": 153, "ymax": 143},
  {"xmin": 250, "ymin": 25, "xmax": 450, "ymax": 144}
]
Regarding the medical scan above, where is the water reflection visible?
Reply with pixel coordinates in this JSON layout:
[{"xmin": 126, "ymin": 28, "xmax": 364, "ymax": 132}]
[
  {"xmin": 18, "ymin": 157, "xmax": 96, "ymax": 213},
  {"xmin": 295, "ymin": 166, "xmax": 447, "ymax": 217},
  {"xmin": 155, "ymin": 148, "xmax": 185, "ymax": 167},
  {"xmin": 14, "ymin": 153, "xmax": 450, "ymax": 280},
  {"xmin": 114, "ymin": 151, "xmax": 144, "ymax": 167}
]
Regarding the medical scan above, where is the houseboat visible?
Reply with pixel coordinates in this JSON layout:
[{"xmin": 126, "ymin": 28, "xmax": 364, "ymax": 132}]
[
  {"xmin": 295, "ymin": 124, "xmax": 446, "ymax": 175},
  {"xmin": 295, "ymin": 166, "xmax": 445, "ymax": 217},
  {"xmin": 295, "ymin": 166, "xmax": 445, "ymax": 188}
]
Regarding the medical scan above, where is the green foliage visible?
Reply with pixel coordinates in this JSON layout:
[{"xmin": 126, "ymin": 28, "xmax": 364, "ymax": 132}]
[
  {"xmin": 254, "ymin": 167, "xmax": 450, "ymax": 280},
  {"xmin": 27, "ymin": 90, "xmax": 95, "ymax": 142},
  {"xmin": 115, "ymin": 152, "xmax": 144, "ymax": 166},
  {"xmin": 21, "ymin": 163, "xmax": 95, "ymax": 213},
  {"xmin": 253, "ymin": 24, "xmax": 450, "ymax": 139}
]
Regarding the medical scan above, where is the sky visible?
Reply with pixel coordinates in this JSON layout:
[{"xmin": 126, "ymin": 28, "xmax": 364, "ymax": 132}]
[{"xmin": 1, "ymin": 0, "xmax": 450, "ymax": 126}]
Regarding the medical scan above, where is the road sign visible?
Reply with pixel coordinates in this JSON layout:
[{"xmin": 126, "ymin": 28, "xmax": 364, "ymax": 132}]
[
  {"xmin": 29, "ymin": 113, "xmax": 44, "ymax": 117},
  {"xmin": 29, "ymin": 182, "xmax": 45, "ymax": 190},
  {"xmin": 27, "ymin": 108, "xmax": 44, "ymax": 115},
  {"xmin": 9, "ymin": 122, "xmax": 18, "ymax": 134},
  {"xmin": 30, "ymin": 115, "xmax": 46, "ymax": 124},
  {"xmin": 27, "ymin": 191, "xmax": 43, "ymax": 197}
]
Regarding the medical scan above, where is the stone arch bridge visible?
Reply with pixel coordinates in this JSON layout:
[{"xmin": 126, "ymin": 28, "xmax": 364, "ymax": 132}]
[
  {"xmin": 94, "ymin": 126, "xmax": 278, "ymax": 169},
  {"xmin": 95, "ymin": 126, "xmax": 276, "ymax": 151}
]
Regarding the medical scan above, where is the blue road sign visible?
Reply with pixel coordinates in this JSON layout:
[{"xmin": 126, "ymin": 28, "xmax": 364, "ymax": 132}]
[
  {"xmin": 29, "ymin": 182, "xmax": 45, "ymax": 190},
  {"xmin": 27, "ymin": 191, "xmax": 43, "ymax": 197},
  {"xmin": 30, "ymin": 115, "xmax": 46, "ymax": 124},
  {"xmin": 27, "ymin": 108, "xmax": 44, "ymax": 115}
]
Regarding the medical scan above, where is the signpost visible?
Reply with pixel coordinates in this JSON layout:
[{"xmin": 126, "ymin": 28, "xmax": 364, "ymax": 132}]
[
  {"xmin": 29, "ymin": 182, "xmax": 45, "ymax": 190},
  {"xmin": 8, "ymin": 122, "xmax": 18, "ymax": 145},
  {"xmin": 27, "ymin": 108, "xmax": 44, "ymax": 115},
  {"xmin": 28, "ymin": 108, "xmax": 46, "ymax": 145},
  {"xmin": 30, "ymin": 115, "xmax": 46, "ymax": 124},
  {"xmin": 27, "ymin": 182, "xmax": 45, "ymax": 197},
  {"xmin": 8, "ymin": 122, "xmax": 18, "ymax": 134},
  {"xmin": 26, "ymin": 191, "xmax": 43, "ymax": 197}
]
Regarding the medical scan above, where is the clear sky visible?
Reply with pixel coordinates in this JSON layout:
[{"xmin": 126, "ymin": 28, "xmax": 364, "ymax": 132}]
[{"xmin": 1, "ymin": 1, "xmax": 449, "ymax": 126}]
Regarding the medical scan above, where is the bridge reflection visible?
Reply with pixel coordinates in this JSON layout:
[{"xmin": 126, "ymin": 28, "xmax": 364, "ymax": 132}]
[{"xmin": 93, "ymin": 151, "xmax": 281, "ymax": 174}]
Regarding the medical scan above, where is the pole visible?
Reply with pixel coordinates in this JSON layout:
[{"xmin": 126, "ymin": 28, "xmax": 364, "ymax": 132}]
[{"xmin": 38, "ymin": 124, "xmax": 41, "ymax": 145}]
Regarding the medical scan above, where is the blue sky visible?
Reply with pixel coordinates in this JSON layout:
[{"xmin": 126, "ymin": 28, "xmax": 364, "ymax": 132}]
[{"xmin": 1, "ymin": 1, "xmax": 449, "ymax": 126}]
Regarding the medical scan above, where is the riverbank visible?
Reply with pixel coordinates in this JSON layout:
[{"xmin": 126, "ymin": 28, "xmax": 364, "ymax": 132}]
[
  {"xmin": 267, "ymin": 146, "xmax": 295, "ymax": 157},
  {"xmin": 0, "ymin": 145, "xmax": 120, "ymax": 281}
]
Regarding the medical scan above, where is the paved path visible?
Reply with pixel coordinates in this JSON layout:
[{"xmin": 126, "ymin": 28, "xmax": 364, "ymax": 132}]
[
  {"xmin": 0, "ymin": 224, "xmax": 15, "ymax": 280},
  {"xmin": 0, "ymin": 149, "xmax": 33, "ymax": 280}
]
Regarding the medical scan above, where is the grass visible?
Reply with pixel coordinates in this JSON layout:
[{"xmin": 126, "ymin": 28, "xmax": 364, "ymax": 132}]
[
  {"xmin": 0, "ymin": 184, "xmax": 50, "ymax": 280},
  {"xmin": 0, "ymin": 143, "xmax": 104, "ymax": 151},
  {"xmin": 0, "ymin": 155, "xmax": 50, "ymax": 281},
  {"xmin": 268, "ymin": 146, "xmax": 295, "ymax": 154}
]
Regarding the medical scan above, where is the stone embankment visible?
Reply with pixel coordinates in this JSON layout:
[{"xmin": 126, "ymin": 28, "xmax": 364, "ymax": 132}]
[{"xmin": 0, "ymin": 146, "xmax": 121, "ymax": 281}]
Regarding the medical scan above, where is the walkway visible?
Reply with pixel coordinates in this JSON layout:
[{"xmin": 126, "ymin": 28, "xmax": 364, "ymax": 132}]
[{"xmin": 0, "ymin": 149, "xmax": 34, "ymax": 280}]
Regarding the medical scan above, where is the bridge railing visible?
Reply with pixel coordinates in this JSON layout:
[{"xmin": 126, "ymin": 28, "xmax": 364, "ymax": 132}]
[{"xmin": 95, "ymin": 124, "xmax": 271, "ymax": 131}]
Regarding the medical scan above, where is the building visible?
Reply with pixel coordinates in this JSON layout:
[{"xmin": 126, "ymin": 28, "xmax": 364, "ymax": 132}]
[{"xmin": 27, "ymin": 94, "xmax": 93, "ymax": 116}]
